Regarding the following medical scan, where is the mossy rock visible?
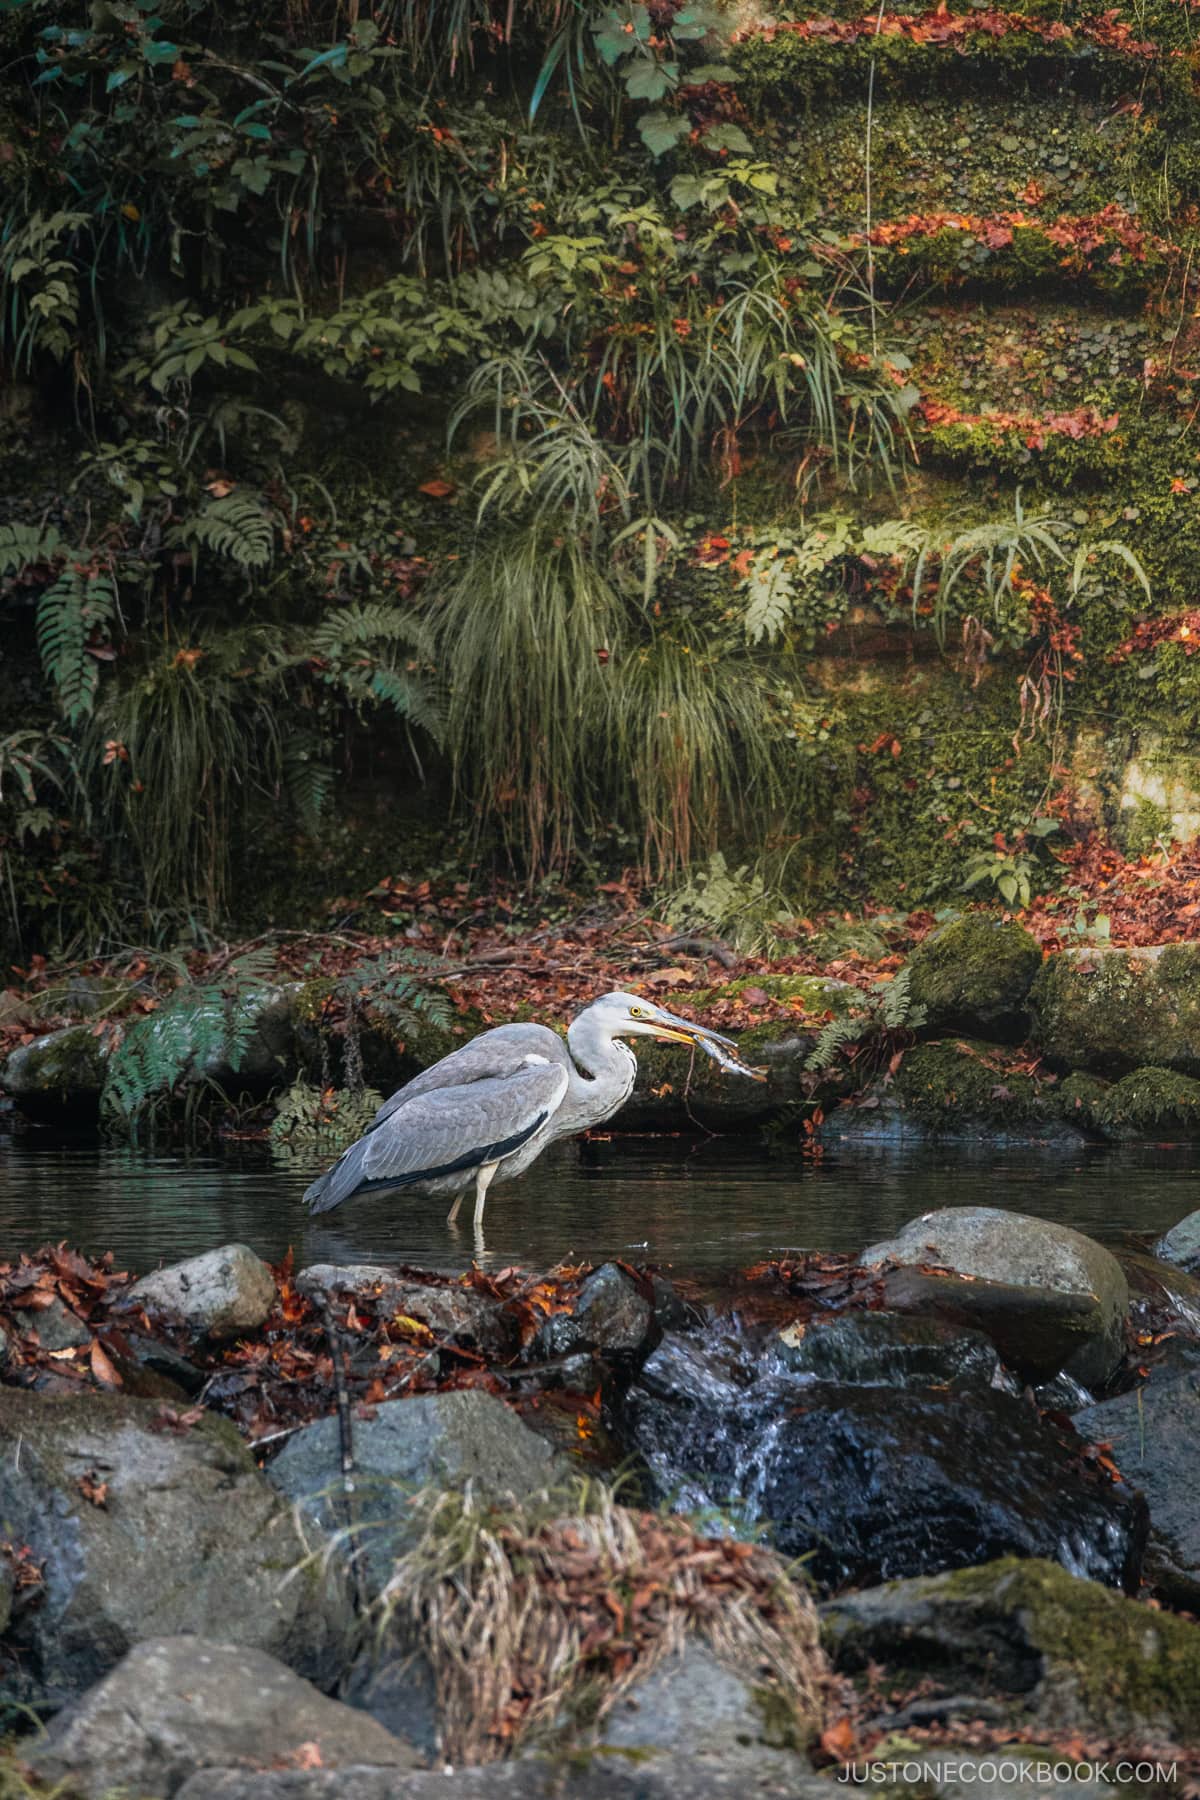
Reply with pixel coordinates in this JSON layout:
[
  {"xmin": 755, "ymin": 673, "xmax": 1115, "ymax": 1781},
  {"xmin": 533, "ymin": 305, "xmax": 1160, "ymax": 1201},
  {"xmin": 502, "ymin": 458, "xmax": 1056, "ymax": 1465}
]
[
  {"xmin": 823, "ymin": 1556, "xmax": 1200, "ymax": 1744},
  {"xmin": 1055, "ymin": 1069, "xmax": 1111, "ymax": 1134},
  {"xmin": 1, "ymin": 1024, "xmax": 107, "ymax": 1114},
  {"xmin": 1030, "ymin": 944, "xmax": 1200, "ymax": 1076},
  {"xmin": 893, "ymin": 1039, "xmax": 1040, "ymax": 1130},
  {"xmin": 905, "ymin": 913, "xmax": 1043, "ymax": 1040},
  {"xmin": 1096, "ymin": 1065, "xmax": 1200, "ymax": 1141}
]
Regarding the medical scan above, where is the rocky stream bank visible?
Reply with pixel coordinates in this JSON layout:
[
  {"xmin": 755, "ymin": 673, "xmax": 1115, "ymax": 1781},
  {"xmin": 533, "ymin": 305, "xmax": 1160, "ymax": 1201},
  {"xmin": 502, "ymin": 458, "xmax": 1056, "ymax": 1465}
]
[
  {"xmin": 13, "ymin": 916, "xmax": 1200, "ymax": 1151},
  {"xmin": 1, "ymin": 1206, "xmax": 1199, "ymax": 1798}
]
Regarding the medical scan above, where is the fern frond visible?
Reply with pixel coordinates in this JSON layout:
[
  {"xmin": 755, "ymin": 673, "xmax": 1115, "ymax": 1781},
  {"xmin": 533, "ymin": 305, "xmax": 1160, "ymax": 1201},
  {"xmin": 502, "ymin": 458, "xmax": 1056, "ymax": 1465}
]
[{"xmin": 180, "ymin": 493, "xmax": 276, "ymax": 570}]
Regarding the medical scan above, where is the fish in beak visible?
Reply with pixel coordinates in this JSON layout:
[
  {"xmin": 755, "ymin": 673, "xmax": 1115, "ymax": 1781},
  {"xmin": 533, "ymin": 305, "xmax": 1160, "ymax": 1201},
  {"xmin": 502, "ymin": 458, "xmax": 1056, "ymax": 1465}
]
[{"xmin": 646, "ymin": 1007, "xmax": 768, "ymax": 1082}]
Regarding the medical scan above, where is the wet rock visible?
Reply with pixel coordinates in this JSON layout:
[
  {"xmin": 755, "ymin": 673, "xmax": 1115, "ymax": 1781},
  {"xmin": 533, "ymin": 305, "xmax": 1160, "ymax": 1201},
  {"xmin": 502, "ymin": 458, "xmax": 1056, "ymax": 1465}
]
[
  {"xmin": 1156, "ymin": 1208, "xmax": 1200, "ymax": 1274},
  {"xmin": 266, "ymin": 1390, "xmax": 565, "ymax": 1595},
  {"xmin": 823, "ymin": 1555, "xmax": 1200, "ymax": 1745},
  {"xmin": 297, "ymin": 1265, "xmax": 509, "ymax": 1357},
  {"xmin": 772, "ymin": 1308, "xmax": 1011, "ymax": 1393},
  {"xmin": 1030, "ymin": 943, "xmax": 1200, "ymax": 1076},
  {"xmin": 27, "ymin": 1638, "xmax": 419, "ymax": 1799},
  {"xmin": 0, "ymin": 1024, "xmax": 106, "ymax": 1112},
  {"xmin": 860, "ymin": 1207, "xmax": 1128, "ymax": 1387},
  {"xmin": 625, "ymin": 1331, "xmax": 1145, "ymax": 1593},
  {"xmin": 535, "ymin": 1262, "xmax": 653, "ymax": 1359},
  {"xmin": 905, "ymin": 914, "xmax": 1042, "ymax": 1040},
  {"xmin": 1075, "ymin": 1369, "xmax": 1200, "ymax": 1607},
  {"xmin": 21, "ymin": 1295, "xmax": 92, "ymax": 1352},
  {"xmin": 0, "ymin": 1389, "xmax": 353, "ymax": 1716},
  {"xmin": 127, "ymin": 1243, "xmax": 277, "ymax": 1343},
  {"xmin": 182, "ymin": 1749, "xmax": 831, "ymax": 1799}
]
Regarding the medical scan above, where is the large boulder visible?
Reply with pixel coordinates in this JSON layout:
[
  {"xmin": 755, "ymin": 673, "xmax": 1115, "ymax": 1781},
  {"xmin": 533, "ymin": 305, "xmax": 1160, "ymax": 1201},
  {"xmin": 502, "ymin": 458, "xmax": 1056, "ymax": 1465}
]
[
  {"xmin": 27, "ymin": 1638, "xmax": 420, "ymax": 1799},
  {"xmin": 1075, "ymin": 1369, "xmax": 1200, "ymax": 1608},
  {"xmin": 1029, "ymin": 943, "xmax": 1200, "ymax": 1076},
  {"xmin": 859, "ymin": 1207, "xmax": 1129, "ymax": 1388},
  {"xmin": 126, "ymin": 1244, "xmax": 278, "ymax": 1343},
  {"xmin": 823, "ymin": 1555, "xmax": 1200, "ymax": 1746},
  {"xmin": 624, "ymin": 1329, "xmax": 1146, "ymax": 1593},
  {"xmin": 266, "ymin": 1390, "xmax": 566, "ymax": 1595},
  {"xmin": 905, "ymin": 915, "xmax": 1043, "ymax": 1040},
  {"xmin": 0, "ymin": 1389, "xmax": 352, "ymax": 1716}
]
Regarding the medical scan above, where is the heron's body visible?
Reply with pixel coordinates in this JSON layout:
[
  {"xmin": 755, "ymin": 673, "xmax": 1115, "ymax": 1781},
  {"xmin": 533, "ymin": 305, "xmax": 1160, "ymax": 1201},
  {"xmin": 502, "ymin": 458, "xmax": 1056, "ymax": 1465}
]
[{"xmin": 303, "ymin": 992, "xmax": 752, "ymax": 1227}]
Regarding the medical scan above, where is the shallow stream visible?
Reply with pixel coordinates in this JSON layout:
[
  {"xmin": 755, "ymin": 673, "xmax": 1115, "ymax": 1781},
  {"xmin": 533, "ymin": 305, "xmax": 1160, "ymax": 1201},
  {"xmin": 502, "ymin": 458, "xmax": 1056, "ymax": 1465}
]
[{"xmin": 1, "ymin": 1129, "xmax": 1195, "ymax": 1280}]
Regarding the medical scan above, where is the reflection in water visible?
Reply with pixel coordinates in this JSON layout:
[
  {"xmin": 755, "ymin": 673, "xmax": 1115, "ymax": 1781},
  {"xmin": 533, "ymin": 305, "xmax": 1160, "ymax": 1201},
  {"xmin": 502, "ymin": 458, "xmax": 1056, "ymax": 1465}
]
[{"xmin": 0, "ymin": 1128, "xmax": 1196, "ymax": 1278}]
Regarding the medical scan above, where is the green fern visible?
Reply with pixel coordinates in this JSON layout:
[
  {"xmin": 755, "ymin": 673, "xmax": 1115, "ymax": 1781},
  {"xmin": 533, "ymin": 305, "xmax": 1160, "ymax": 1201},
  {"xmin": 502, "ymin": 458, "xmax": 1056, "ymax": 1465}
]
[
  {"xmin": 102, "ymin": 948, "xmax": 279, "ymax": 1127},
  {"xmin": 178, "ymin": 493, "xmax": 277, "ymax": 570},
  {"xmin": 36, "ymin": 565, "xmax": 117, "ymax": 724},
  {"xmin": 805, "ymin": 969, "xmax": 927, "ymax": 1073},
  {"xmin": 336, "ymin": 951, "xmax": 455, "ymax": 1037}
]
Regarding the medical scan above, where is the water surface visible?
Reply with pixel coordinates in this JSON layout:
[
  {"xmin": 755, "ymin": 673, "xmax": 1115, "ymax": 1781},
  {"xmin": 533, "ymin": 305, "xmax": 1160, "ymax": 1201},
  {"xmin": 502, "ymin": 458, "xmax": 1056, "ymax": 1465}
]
[{"xmin": 1, "ymin": 1129, "xmax": 1195, "ymax": 1279}]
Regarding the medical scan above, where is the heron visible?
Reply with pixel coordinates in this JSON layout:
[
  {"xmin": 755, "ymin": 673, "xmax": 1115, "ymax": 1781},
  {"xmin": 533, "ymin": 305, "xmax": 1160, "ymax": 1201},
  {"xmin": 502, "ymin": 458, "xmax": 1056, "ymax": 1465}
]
[{"xmin": 303, "ymin": 990, "xmax": 764, "ymax": 1228}]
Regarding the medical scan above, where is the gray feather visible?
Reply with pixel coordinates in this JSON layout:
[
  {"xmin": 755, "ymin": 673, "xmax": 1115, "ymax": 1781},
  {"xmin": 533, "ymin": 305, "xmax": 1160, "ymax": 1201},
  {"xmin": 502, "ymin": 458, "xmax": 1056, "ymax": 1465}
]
[{"xmin": 304, "ymin": 1057, "xmax": 567, "ymax": 1215}]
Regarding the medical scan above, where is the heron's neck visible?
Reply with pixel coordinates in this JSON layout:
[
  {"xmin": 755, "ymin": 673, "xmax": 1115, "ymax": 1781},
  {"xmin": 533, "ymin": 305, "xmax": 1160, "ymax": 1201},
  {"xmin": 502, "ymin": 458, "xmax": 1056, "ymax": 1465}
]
[{"xmin": 562, "ymin": 1013, "xmax": 637, "ymax": 1131}]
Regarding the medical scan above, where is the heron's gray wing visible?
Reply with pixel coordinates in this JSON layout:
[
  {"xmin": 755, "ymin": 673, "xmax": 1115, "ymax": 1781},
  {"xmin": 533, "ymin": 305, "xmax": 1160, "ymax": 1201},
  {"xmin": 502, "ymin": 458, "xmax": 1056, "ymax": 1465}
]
[
  {"xmin": 367, "ymin": 1023, "xmax": 567, "ymax": 1131},
  {"xmin": 305, "ymin": 1058, "xmax": 568, "ymax": 1215}
]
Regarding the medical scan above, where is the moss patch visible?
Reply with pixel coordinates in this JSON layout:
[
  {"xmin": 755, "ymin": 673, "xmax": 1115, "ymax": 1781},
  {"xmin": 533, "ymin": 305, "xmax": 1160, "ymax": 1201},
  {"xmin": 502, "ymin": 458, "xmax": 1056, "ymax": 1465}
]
[
  {"xmin": 825, "ymin": 1555, "xmax": 1200, "ymax": 1744},
  {"xmin": 893, "ymin": 1038, "xmax": 1040, "ymax": 1128},
  {"xmin": 1030, "ymin": 944, "xmax": 1200, "ymax": 1075},
  {"xmin": 1096, "ymin": 1065, "xmax": 1200, "ymax": 1140},
  {"xmin": 905, "ymin": 914, "xmax": 1043, "ymax": 1039}
]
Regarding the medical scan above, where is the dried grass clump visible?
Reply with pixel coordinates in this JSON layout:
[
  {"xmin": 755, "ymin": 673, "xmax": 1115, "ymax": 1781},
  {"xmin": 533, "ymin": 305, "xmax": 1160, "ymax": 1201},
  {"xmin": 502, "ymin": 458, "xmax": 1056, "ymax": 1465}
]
[{"xmin": 373, "ymin": 1479, "xmax": 829, "ymax": 1765}]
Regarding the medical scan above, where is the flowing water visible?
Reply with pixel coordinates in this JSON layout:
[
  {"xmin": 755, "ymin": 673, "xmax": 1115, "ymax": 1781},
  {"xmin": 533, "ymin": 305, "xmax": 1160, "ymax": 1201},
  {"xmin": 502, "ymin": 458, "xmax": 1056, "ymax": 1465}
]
[{"xmin": 1, "ymin": 1127, "xmax": 1196, "ymax": 1281}]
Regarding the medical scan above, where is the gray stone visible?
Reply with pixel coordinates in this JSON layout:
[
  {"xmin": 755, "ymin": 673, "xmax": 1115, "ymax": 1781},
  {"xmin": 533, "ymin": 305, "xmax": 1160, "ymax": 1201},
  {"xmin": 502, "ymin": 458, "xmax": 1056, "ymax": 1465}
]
[
  {"xmin": 21, "ymin": 1295, "xmax": 92, "ymax": 1352},
  {"xmin": 1, "ymin": 1024, "xmax": 106, "ymax": 1105},
  {"xmin": 127, "ymin": 1243, "xmax": 277, "ymax": 1342},
  {"xmin": 0, "ymin": 1388, "xmax": 353, "ymax": 1714},
  {"xmin": 600, "ymin": 1643, "xmax": 767, "ymax": 1753},
  {"xmin": 822, "ymin": 1555, "xmax": 1200, "ymax": 1746},
  {"xmin": 181, "ymin": 1749, "xmax": 832, "ymax": 1800},
  {"xmin": 860, "ymin": 1206, "xmax": 1129, "ymax": 1387},
  {"xmin": 27, "ymin": 1637, "xmax": 420, "ymax": 1799},
  {"xmin": 297, "ymin": 1265, "xmax": 509, "ymax": 1356},
  {"xmin": 266, "ymin": 1389, "xmax": 565, "ymax": 1594},
  {"xmin": 1155, "ymin": 1209, "xmax": 1200, "ymax": 1274},
  {"xmin": 537, "ymin": 1263, "xmax": 652, "ymax": 1359},
  {"xmin": 1075, "ymin": 1369, "xmax": 1200, "ymax": 1607}
]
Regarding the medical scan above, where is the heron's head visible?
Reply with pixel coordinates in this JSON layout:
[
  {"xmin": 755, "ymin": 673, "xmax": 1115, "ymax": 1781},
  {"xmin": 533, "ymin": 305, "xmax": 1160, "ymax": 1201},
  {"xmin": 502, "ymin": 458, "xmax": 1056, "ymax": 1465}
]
[{"xmin": 586, "ymin": 991, "xmax": 738, "ymax": 1053}]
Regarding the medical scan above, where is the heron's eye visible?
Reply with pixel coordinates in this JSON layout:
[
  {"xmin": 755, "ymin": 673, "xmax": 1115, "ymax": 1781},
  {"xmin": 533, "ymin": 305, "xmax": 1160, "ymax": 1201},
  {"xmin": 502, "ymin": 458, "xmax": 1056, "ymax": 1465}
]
[{"xmin": 629, "ymin": 1005, "xmax": 647, "ymax": 1019}]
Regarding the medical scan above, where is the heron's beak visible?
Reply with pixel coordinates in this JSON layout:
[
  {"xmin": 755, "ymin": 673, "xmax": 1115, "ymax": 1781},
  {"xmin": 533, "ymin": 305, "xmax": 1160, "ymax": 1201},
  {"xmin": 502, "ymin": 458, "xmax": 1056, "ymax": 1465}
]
[{"xmin": 647, "ymin": 1012, "xmax": 738, "ymax": 1051}]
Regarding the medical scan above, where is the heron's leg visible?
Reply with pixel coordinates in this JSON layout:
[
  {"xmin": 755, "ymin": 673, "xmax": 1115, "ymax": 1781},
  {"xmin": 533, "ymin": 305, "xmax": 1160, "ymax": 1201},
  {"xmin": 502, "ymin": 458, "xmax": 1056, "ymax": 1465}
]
[
  {"xmin": 473, "ymin": 1159, "xmax": 500, "ymax": 1228},
  {"xmin": 447, "ymin": 1189, "xmax": 465, "ymax": 1226}
]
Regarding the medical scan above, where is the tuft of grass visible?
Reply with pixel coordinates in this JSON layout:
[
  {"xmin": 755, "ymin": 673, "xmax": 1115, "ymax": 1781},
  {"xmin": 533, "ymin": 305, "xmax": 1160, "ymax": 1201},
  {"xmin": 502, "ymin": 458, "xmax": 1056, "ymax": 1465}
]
[{"xmin": 371, "ymin": 1479, "xmax": 829, "ymax": 1765}]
